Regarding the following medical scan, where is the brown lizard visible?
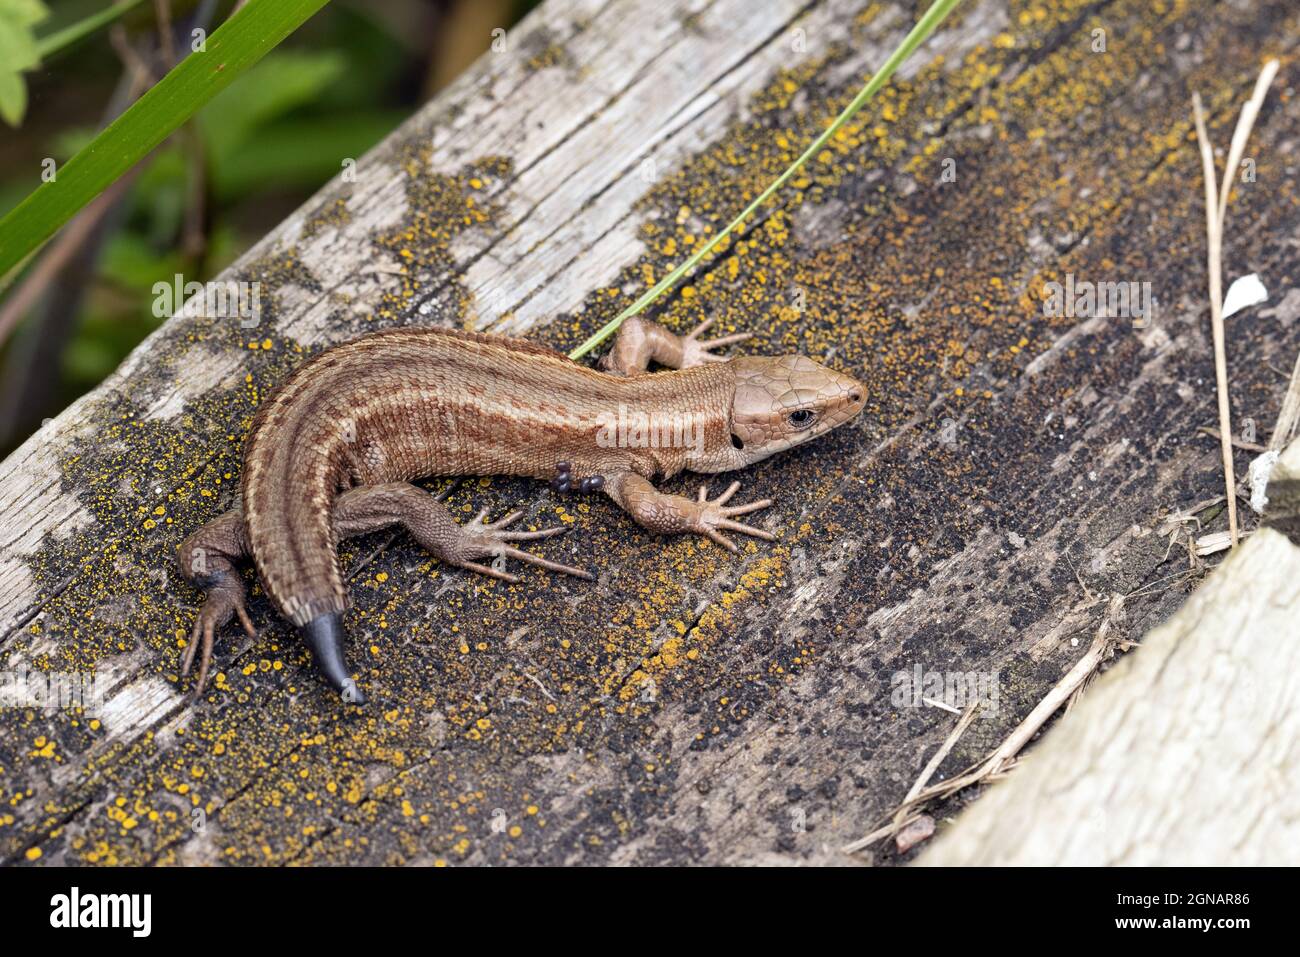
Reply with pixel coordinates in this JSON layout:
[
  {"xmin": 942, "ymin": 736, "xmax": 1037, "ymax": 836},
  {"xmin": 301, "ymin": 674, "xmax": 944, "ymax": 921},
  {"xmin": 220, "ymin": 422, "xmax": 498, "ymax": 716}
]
[{"xmin": 176, "ymin": 316, "xmax": 866, "ymax": 703}]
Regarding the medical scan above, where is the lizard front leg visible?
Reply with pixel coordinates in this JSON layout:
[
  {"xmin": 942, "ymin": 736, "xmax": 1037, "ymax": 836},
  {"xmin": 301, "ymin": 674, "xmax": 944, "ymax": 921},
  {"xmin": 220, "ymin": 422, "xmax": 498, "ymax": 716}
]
[
  {"xmin": 603, "ymin": 472, "xmax": 774, "ymax": 552},
  {"xmin": 599, "ymin": 315, "xmax": 750, "ymax": 375}
]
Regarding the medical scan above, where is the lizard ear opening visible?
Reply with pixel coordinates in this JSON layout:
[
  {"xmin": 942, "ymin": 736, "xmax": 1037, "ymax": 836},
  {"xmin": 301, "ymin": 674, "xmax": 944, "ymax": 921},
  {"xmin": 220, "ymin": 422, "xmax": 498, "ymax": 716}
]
[{"xmin": 730, "ymin": 433, "xmax": 745, "ymax": 450}]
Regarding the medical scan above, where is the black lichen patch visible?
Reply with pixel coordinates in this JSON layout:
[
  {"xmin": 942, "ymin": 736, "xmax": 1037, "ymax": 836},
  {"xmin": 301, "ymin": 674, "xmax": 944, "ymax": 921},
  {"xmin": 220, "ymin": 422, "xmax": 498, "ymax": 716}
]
[
  {"xmin": 370, "ymin": 148, "xmax": 512, "ymax": 330},
  {"xmin": 302, "ymin": 196, "xmax": 353, "ymax": 241}
]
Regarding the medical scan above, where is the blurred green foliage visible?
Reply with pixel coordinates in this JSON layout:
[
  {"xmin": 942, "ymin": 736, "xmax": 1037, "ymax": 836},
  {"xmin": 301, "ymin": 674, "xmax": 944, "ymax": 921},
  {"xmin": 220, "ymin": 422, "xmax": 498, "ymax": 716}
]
[
  {"xmin": 0, "ymin": 0, "xmax": 49, "ymax": 126},
  {"xmin": 0, "ymin": 0, "xmax": 536, "ymax": 454}
]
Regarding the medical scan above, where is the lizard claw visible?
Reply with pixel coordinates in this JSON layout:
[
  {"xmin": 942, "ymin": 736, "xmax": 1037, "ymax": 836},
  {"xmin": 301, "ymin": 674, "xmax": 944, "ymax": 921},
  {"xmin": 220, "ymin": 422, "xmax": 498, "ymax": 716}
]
[
  {"xmin": 680, "ymin": 317, "xmax": 752, "ymax": 367},
  {"xmin": 456, "ymin": 509, "xmax": 594, "ymax": 581},
  {"xmin": 691, "ymin": 482, "xmax": 775, "ymax": 553},
  {"xmin": 182, "ymin": 584, "xmax": 257, "ymax": 700}
]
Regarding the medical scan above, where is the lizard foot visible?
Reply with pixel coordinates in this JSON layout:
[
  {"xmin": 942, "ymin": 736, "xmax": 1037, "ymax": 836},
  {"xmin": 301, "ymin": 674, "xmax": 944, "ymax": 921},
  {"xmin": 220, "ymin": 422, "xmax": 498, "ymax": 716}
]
[
  {"xmin": 691, "ymin": 481, "xmax": 775, "ymax": 553},
  {"xmin": 679, "ymin": 317, "xmax": 753, "ymax": 368},
  {"xmin": 449, "ymin": 508, "xmax": 594, "ymax": 582},
  {"xmin": 181, "ymin": 580, "xmax": 257, "ymax": 700}
]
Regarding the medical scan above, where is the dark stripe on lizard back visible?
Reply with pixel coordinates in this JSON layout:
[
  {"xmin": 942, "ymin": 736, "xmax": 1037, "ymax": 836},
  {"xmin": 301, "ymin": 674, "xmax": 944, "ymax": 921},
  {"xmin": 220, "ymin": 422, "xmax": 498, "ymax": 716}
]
[{"xmin": 241, "ymin": 327, "xmax": 734, "ymax": 624}]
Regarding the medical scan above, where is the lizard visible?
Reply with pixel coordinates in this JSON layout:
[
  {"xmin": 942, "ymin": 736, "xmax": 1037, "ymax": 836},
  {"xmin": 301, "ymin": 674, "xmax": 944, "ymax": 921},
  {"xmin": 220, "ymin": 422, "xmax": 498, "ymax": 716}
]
[{"xmin": 176, "ymin": 315, "xmax": 866, "ymax": 703}]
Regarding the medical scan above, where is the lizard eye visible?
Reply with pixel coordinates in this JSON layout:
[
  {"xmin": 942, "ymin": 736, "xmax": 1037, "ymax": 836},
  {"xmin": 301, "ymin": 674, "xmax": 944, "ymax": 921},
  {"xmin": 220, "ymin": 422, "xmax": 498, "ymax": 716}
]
[{"xmin": 788, "ymin": 409, "xmax": 816, "ymax": 429}]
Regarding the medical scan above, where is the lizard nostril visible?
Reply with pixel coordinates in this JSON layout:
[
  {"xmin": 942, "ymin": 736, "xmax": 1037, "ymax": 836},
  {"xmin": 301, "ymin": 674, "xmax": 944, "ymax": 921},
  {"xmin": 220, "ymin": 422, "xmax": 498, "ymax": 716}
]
[{"xmin": 849, "ymin": 392, "xmax": 862, "ymax": 403}]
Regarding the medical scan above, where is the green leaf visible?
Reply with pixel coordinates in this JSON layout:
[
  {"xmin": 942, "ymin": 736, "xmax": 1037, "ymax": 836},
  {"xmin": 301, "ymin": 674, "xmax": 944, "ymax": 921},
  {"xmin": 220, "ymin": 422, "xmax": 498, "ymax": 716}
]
[
  {"xmin": 0, "ymin": 68, "xmax": 26, "ymax": 126},
  {"xmin": 0, "ymin": 0, "xmax": 333, "ymax": 278},
  {"xmin": 1, "ymin": 0, "xmax": 145, "ymax": 129},
  {"xmin": 0, "ymin": 11, "xmax": 40, "ymax": 71},
  {"xmin": 0, "ymin": 0, "xmax": 45, "ymax": 126},
  {"xmin": 0, "ymin": 0, "xmax": 50, "ymax": 27}
]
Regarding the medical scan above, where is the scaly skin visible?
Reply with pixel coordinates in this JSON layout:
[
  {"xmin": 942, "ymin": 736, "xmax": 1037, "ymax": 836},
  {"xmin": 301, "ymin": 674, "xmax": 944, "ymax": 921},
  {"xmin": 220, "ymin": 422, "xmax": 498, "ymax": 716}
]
[{"xmin": 177, "ymin": 316, "xmax": 866, "ymax": 703}]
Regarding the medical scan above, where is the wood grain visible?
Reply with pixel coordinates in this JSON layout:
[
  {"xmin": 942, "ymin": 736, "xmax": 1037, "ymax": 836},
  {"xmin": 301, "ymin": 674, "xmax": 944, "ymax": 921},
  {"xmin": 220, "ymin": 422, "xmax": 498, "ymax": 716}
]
[{"xmin": 920, "ymin": 525, "xmax": 1300, "ymax": 866}]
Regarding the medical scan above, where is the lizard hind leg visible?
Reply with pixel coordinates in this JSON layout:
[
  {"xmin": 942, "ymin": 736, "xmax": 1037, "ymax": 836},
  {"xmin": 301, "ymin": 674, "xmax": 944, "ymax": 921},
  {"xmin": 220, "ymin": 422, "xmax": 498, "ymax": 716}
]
[
  {"xmin": 176, "ymin": 509, "xmax": 258, "ymax": 700},
  {"xmin": 333, "ymin": 482, "xmax": 593, "ymax": 584},
  {"xmin": 294, "ymin": 485, "xmax": 591, "ymax": 706}
]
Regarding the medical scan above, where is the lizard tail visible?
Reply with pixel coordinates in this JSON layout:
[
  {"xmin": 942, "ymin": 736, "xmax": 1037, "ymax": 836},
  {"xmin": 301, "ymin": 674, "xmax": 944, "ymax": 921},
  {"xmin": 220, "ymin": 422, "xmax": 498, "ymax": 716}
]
[
  {"xmin": 303, "ymin": 612, "xmax": 365, "ymax": 704},
  {"xmin": 242, "ymin": 381, "xmax": 353, "ymax": 629}
]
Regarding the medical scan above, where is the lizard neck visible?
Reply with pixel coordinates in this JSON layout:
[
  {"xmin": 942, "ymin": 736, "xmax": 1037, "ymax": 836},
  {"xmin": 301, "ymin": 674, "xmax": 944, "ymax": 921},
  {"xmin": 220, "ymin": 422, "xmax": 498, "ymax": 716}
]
[{"xmin": 598, "ymin": 364, "xmax": 738, "ymax": 478}]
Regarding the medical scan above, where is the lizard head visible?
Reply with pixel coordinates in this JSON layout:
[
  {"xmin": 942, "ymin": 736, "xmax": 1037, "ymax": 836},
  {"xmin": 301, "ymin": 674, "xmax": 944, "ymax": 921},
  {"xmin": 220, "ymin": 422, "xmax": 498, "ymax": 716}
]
[{"xmin": 715, "ymin": 354, "xmax": 866, "ymax": 469}]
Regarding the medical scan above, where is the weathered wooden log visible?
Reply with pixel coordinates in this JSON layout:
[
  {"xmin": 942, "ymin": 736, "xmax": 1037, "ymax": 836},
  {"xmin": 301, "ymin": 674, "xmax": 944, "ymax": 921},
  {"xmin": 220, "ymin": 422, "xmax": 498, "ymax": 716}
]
[
  {"xmin": 920, "ymin": 524, "xmax": 1300, "ymax": 866},
  {"xmin": 1, "ymin": 0, "xmax": 1298, "ymax": 865},
  {"xmin": 1263, "ymin": 437, "xmax": 1300, "ymax": 541}
]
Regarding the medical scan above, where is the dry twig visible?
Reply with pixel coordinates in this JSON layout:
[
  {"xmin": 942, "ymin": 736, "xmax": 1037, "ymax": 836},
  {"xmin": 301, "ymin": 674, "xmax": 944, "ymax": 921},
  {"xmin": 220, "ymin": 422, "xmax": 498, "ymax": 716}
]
[
  {"xmin": 843, "ymin": 595, "xmax": 1127, "ymax": 854},
  {"xmin": 1190, "ymin": 60, "xmax": 1280, "ymax": 547}
]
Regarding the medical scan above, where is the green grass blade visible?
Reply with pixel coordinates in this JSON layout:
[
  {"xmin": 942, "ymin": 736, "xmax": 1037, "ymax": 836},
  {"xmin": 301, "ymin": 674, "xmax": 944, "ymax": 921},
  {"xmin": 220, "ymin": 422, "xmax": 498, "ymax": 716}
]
[
  {"xmin": 568, "ymin": 0, "xmax": 965, "ymax": 361},
  {"xmin": 0, "ymin": 0, "xmax": 331, "ymax": 278},
  {"xmin": 34, "ymin": 0, "xmax": 144, "ymax": 59}
]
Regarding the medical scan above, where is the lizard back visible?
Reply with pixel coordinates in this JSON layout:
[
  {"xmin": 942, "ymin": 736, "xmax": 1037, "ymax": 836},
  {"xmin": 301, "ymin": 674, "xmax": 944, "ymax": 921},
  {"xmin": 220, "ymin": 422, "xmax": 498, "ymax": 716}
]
[{"xmin": 241, "ymin": 327, "xmax": 734, "ymax": 624}]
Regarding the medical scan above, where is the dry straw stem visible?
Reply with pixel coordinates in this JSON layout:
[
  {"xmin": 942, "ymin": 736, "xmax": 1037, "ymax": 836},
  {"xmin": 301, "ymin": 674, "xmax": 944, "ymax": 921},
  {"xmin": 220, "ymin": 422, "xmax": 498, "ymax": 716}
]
[
  {"xmin": 843, "ymin": 595, "xmax": 1126, "ymax": 854},
  {"xmin": 842, "ymin": 700, "xmax": 980, "ymax": 854},
  {"xmin": 1190, "ymin": 59, "xmax": 1279, "ymax": 548}
]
